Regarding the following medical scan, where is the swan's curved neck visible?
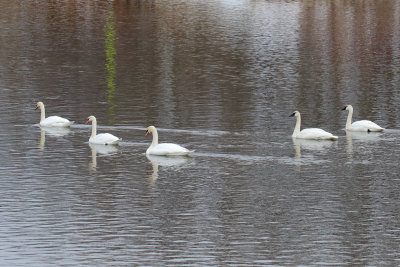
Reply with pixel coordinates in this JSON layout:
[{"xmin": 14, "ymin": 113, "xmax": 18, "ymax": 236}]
[
  {"xmin": 293, "ymin": 114, "xmax": 301, "ymax": 137},
  {"xmin": 346, "ymin": 107, "xmax": 353, "ymax": 130},
  {"xmin": 91, "ymin": 118, "xmax": 97, "ymax": 138},
  {"xmin": 39, "ymin": 105, "xmax": 45, "ymax": 122},
  {"xmin": 151, "ymin": 128, "xmax": 159, "ymax": 147}
]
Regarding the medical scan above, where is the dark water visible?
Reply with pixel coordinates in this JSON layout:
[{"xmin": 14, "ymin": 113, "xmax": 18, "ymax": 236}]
[{"xmin": 1, "ymin": 0, "xmax": 400, "ymax": 265}]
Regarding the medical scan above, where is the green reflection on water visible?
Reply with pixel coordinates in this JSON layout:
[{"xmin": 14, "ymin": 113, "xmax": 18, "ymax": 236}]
[{"xmin": 105, "ymin": 10, "xmax": 117, "ymax": 120}]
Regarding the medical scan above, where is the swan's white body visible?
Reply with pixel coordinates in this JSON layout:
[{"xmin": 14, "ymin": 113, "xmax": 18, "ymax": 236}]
[
  {"xmin": 145, "ymin": 126, "xmax": 193, "ymax": 156},
  {"xmin": 290, "ymin": 111, "xmax": 338, "ymax": 141},
  {"xmin": 35, "ymin": 101, "xmax": 73, "ymax": 127},
  {"xmin": 342, "ymin": 105, "xmax": 384, "ymax": 132},
  {"xmin": 86, "ymin": 115, "xmax": 120, "ymax": 145}
]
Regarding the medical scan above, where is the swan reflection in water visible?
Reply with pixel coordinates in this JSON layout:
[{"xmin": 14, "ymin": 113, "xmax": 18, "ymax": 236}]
[
  {"xmin": 38, "ymin": 126, "xmax": 71, "ymax": 150},
  {"xmin": 146, "ymin": 154, "xmax": 189, "ymax": 186},
  {"xmin": 89, "ymin": 143, "xmax": 119, "ymax": 171},
  {"xmin": 346, "ymin": 130, "xmax": 382, "ymax": 159},
  {"xmin": 292, "ymin": 137, "xmax": 334, "ymax": 158}
]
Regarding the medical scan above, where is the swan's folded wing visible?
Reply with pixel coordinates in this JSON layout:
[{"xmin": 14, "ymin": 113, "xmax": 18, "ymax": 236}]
[
  {"xmin": 90, "ymin": 133, "xmax": 120, "ymax": 145},
  {"xmin": 148, "ymin": 143, "xmax": 192, "ymax": 156},
  {"xmin": 351, "ymin": 120, "xmax": 384, "ymax": 132},
  {"xmin": 298, "ymin": 128, "xmax": 337, "ymax": 140}
]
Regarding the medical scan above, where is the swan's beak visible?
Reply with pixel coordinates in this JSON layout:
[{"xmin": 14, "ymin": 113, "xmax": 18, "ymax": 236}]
[
  {"xmin": 341, "ymin": 106, "xmax": 347, "ymax": 110},
  {"xmin": 85, "ymin": 120, "xmax": 90, "ymax": 124},
  {"xmin": 289, "ymin": 112, "xmax": 295, "ymax": 117},
  {"xmin": 145, "ymin": 130, "xmax": 149, "ymax": 136},
  {"xmin": 35, "ymin": 105, "xmax": 39, "ymax": 110}
]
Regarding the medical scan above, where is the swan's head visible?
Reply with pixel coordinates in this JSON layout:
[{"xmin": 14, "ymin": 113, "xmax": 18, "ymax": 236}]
[
  {"xmin": 342, "ymin": 105, "xmax": 353, "ymax": 111},
  {"xmin": 86, "ymin": 115, "xmax": 96, "ymax": 124},
  {"xmin": 145, "ymin": 126, "xmax": 156, "ymax": 136},
  {"xmin": 35, "ymin": 101, "xmax": 44, "ymax": 110},
  {"xmin": 290, "ymin": 111, "xmax": 300, "ymax": 117}
]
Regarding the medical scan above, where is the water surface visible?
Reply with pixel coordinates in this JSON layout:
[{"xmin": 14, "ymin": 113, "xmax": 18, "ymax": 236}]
[{"xmin": 1, "ymin": 0, "xmax": 400, "ymax": 265}]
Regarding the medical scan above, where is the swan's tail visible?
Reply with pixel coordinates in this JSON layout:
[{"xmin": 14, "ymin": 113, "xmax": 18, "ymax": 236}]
[
  {"xmin": 368, "ymin": 128, "xmax": 384, "ymax": 132},
  {"xmin": 330, "ymin": 135, "xmax": 339, "ymax": 141},
  {"xmin": 108, "ymin": 138, "xmax": 121, "ymax": 145}
]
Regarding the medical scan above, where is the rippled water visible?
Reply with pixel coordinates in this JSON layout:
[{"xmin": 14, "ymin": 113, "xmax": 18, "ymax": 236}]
[{"xmin": 1, "ymin": 0, "xmax": 400, "ymax": 265}]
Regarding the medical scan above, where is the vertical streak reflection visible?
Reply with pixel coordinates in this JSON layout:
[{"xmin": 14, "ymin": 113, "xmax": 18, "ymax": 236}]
[{"xmin": 105, "ymin": 10, "xmax": 117, "ymax": 120}]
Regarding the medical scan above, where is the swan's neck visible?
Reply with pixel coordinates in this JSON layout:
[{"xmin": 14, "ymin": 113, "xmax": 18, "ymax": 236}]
[
  {"xmin": 39, "ymin": 105, "xmax": 45, "ymax": 122},
  {"xmin": 151, "ymin": 128, "xmax": 159, "ymax": 147},
  {"xmin": 292, "ymin": 114, "xmax": 301, "ymax": 137},
  {"xmin": 346, "ymin": 107, "xmax": 353, "ymax": 130},
  {"xmin": 91, "ymin": 118, "xmax": 97, "ymax": 138}
]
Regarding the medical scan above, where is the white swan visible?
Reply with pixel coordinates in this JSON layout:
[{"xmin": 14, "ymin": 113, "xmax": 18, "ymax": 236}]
[
  {"xmin": 85, "ymin": 115, "xmax": 121, "ymax": 145},
  {"xmin": 145, "ymin": 126, "xmax": 193, "ymax": 156},
  {"xmin": 290, "ymin": 111, "xmax": 338, "ymax": 141},
  {"xmin": 342, "ymin": 105, "xmax": 384, "ymax": 132},
  {"xmin": 35, "ymin": 101, "xmax": 73, "ymax": 127}
]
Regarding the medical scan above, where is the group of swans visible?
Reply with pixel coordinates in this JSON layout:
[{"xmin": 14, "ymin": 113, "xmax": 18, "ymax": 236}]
[
  {"xmin": 36, "ymin": 101, "xmax": 385, "ymax": 153},
  {"xmin": 290, "ymin": 105, "xmax": 384, "ymax": 141},
  {"xmin": 35, "ymin": 101, "xmax": 192, "ymax": 156}
]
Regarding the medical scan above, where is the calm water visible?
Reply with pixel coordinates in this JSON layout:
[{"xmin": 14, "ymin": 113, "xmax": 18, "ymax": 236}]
[{"xmin": 1, "ymin": 0, "xmax": 400, "ymax": 265}]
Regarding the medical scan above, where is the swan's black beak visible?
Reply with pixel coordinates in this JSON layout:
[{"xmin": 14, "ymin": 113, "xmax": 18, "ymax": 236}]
[
  {"xmin": 341, "ymin": 106, "xmax": 347, "ymax": 110},
  {"xmin": 145, "ymin": 130, "xmax": 149, "ymax": 136},
  {"xmin": 289, "ymin": 112, "xmax": 295, "ymax": 117},
  {"xmin": 35, "ymin": 105, "xmax": 39, "ymax": 110}
]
